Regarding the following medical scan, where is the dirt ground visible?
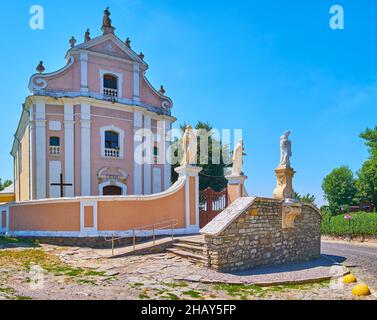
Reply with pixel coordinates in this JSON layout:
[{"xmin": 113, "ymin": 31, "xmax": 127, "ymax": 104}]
[{"xmin": 0, "ymin": 238, "xmax": 375, "ymax": 301}]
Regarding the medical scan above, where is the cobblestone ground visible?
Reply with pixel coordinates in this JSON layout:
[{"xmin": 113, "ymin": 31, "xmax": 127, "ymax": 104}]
[{"xmin": 0, "ymin": 242, "xmax": 375, "ymax": 300}]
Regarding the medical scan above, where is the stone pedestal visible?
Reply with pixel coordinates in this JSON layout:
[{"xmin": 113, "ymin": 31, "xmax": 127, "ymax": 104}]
[
  {"xmin": 102, "ymin": 26, "xmax": 115, "ymax": 35},
  {"xmin": 273, "ymin": 166, "xmax": 295, "ymax": 200},
  {"xmin": 175, "ymin": 165, "xmax": 202, "ymax": 233},
  {"xmin": 225, "ymin": 175, "xmax": 247, "ymax": 204}
]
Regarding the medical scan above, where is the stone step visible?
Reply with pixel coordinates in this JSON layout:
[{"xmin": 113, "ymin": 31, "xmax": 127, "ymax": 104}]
[
  {"xmin": 166, "ymin": 248, "xmax": 207, "ymax": 266},
  {"xmin": 177, "ymin": 238, "xmax": 206, "ymax": 248},
  {"xmin": 172, "ymin": 243, "xmax": 205, "ymax": 255}
]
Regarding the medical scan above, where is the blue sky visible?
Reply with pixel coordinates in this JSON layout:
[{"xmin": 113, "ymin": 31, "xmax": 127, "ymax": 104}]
[{"xmin": 1, "ymin": 0, "xmax": 377, "ymax": 205}]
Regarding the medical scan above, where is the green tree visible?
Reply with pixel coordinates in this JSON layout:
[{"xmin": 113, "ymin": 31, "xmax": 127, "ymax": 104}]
[
  {"xmin": 0, "ymin": 179, "xmax": 12, "ymax": 192},
  {"xmin": 294, "ymin": 192, "xmax": 316, "ymax": 205},
  {"xmin": 359, "ymin": 126, "xmax": 377, "ymax": 157},
  {"xmin": 171, "ymin": 121, "xmax": 231, "ymax": 191},
  {"xmin": 356, "ymin": 127, "xmax": 377, "ymax": 210},
  {"xmin": 322, "ymin": 166, "xmax": 357, "ymax": 215}
]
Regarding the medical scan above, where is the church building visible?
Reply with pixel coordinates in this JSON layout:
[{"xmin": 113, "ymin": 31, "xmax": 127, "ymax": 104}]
[{"xmin": 11, "ymin": 8, "xmax": 175, "ymax": 201}]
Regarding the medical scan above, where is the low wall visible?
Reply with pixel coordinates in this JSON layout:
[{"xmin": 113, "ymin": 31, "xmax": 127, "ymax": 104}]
[
  {"xmin": 201, "ymin": 197, "xmax": 321, "ymax": 272},
  {"xmin": 0, "ymin": 172, "xmax": 200, "ymax": 238}
]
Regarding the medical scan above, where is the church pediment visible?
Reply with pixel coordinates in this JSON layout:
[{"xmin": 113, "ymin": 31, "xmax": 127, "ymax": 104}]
[{"xmin": 67, "ymin": 34, "xmax": 147, "ymax": 67}]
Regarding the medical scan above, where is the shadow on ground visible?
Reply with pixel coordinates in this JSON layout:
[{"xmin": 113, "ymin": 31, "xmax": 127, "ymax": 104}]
[{"xmin": 228, "ymin": 255, "xmax": 347, "ymax": 277}]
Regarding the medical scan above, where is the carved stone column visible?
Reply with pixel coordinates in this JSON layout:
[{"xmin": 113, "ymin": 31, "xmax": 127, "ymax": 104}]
[
  {"xmin": 273, "ymin": 166, "xmax": 295, "ymax": 200},
  {"xmin": 225, "ymin": 174, "xmax": 248, "ymax": 204}
]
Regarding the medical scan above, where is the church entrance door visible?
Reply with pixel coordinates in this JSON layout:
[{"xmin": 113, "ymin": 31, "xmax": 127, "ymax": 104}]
[{"xmin": 103, "ymin": 185, "xmax": 122, "ymax": 196}]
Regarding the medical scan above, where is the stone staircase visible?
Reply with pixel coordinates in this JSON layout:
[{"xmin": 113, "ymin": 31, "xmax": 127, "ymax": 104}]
[{"xmin": 167, "ymin": 236, "xmax": 208, "ymax": 266}]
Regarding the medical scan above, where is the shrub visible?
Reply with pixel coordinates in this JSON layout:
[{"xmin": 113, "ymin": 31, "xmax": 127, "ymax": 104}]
[{"xmin": 321, "ymin": 212, "xmax": 377, "ymax": 236}]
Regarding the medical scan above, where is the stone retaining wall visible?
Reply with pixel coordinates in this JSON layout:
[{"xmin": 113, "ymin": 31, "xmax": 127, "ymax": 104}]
[{"xmin": 202, "ymin": 198, "xmax": 321, "ymax": 272}]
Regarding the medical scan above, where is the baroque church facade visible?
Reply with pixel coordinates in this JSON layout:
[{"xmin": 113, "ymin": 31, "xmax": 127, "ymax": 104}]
[{"xmin": 12, "ymin": 8, "xmax": 174, "ymax": 201}]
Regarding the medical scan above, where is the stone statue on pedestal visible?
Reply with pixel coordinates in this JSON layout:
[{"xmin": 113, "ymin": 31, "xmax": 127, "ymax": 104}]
[
  {"xmin": 103, "ymin": 7, "xmax": 112, "ymax": 27},
  {"xmin": 280, "ymin": 131, "xmax": 292, "ymax": 168},
  {"xmin": 102, "ymin": 7, "xmax": 115, "ymax": 34},
  {"xmin": 273, "ymin": 131, "xmax": 295, "ymax": 200},
  {"xmin": 181, "ymin": 126, "xmax": 197, "ymax": 166},
  {"xmin": 232, "ymin": 140, "xmax": 244, "ymax": 176}
]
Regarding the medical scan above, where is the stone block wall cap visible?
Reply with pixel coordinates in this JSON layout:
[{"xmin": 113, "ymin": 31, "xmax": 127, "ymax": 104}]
[
  {"xmin": 225, "ymin": 175, "xmax": 248, "ymax": 183},
  {"xmin": 175, "ymin": 165, "xmax": 203, "ymax": 176}
]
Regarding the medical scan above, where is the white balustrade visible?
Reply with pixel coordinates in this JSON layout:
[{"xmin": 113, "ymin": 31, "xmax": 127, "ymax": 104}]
[
  {"xmin": 105, "ymin": 148, "xmax": 120, "ymax": 158},
  {"xmin": 49, "ymin": 146, "xmax": 61, "ymax": 156}
]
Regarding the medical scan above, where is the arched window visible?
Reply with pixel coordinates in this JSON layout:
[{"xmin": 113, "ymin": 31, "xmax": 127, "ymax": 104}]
[{"xmin": 101, "ymin": 126, "xmax": 124, "ymax": 159}]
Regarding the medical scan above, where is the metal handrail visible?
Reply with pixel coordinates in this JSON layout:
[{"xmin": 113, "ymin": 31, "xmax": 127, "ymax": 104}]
[{"xmin": 104, "ymin": 219, "xmax": 179, "ymax": 256}]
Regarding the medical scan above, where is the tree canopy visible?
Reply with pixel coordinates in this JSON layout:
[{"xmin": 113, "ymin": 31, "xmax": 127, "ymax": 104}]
[
  {"xmin": 322, "ymin": 166, "xmax": 357, "ymax": 214},
  {"xmin": 0, "ymin": 179, "xmax": 12, "ymax": 192},
  {"xmin": 172, "ymin": 121, "xmax": 231, "ymax": 192}
]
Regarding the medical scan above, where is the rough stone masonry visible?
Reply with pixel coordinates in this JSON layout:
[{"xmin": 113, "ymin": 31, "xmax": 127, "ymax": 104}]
[{"xmin": 201, "ymin": 197, "xmax": 321, "ymax": 272}]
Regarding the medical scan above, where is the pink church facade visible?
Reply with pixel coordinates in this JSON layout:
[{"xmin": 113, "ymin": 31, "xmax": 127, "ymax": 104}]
[{"xmin": 12, "ymin": 12, "xmax": 175, "ymax": 202}]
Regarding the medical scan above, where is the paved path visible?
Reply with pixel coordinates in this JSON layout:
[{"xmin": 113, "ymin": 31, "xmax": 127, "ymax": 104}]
[{"xmin": 322, "ymin": 240, "xmax": 377, "ymax": 292}]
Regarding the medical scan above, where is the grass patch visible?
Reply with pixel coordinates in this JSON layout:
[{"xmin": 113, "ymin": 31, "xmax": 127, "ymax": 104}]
[
  {"xmin": 161, "ymin": 281, "xmax": 189, "ymax": 289},
  {"xmin": 15, "ymin": 296, "xmax": 32, "ymax": 300},
  {"xmin": 213, "ymin": 281, "xmax": 330, "ymax": 300},
  {"xmin": 132, "ymin": 283, "xmax": 144, "ymax": 288},
  {"xmin": 183, "ymin": 290, "xmax": 203, "ymax": 299},
  {"xmin": 0, "ymin": 287, "xmax": 15, "ymax": 294},
  {"xmin": 0, "ymin": 237, "xmax": 39, "ymax": 248},
  {"xmin": 214, "ymin": 283, "xmax": 264, "ymax": 298},
  {"xmin": 139, "ymin": 292, "xmax": 150, "ymax": 300},
  {"xmin": 162, "ymin": 293, "xmax": 180, "ymax": 300},
  {"xmin": 0, "ymin": 249, "xmax": 106, "ymax": 282}
]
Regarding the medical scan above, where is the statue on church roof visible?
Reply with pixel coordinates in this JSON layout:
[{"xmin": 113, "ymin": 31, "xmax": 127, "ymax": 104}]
[
  {"xmin": 102, "ymin": 7, "xmax": 115, "ymax": 34},
  {"xmin": 85, "ymin": 29, "xmax": 91, "ymax": 42},
  {"xmin": 279, "ymin": 131, "xmax": 292, "ymax": 168},
  {"xmin": 138, "ymin": 52, "xmax": 145, "ymax": 60},
  {"xmin": 125, "ymin": 37, "xmax": 131, "ymax": 48},
  {"xmin": 103, "ymin": 7, "xmax": 112, "ymax": 27},
  {"xmin": 36, "ymin": 61, "xmax": 45, "ymax": 73},
  {"xmin": 159, "ymin": 85, "xmax": 166, "ymax": 95},
  {"xmin": 69, "ymin": 36, "xmax": 77, "ymax": 48}
]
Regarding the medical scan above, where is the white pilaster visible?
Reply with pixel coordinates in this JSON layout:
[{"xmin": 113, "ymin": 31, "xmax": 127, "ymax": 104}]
[
  {"xmin": 49, "ymin": 161, "xmax": 62, "ymax": 198},
  {"xmin": 81, "ymin": 103, "xmax": 91, "ymax": 196},
  {"xmin": 163, "ymin": 119, "xmax": 172, "ymax": 190},
  {"xmin": 64, "ymin": 103, "xmax": 75, "ymax": 197},
  {"xmin": 143, "ymin": 114, "xmax": 152, "ymax": 195},
  {"xmin": 133, "ymin": 64, "xmax": 140, "ymax": 102},
  {"xmin": 80, "ymin": 52, "xmax": 89, "ymax": 93},
  {"xmin": 133, "ymin": 111, "xmax": 143, "ymax": 195},
  {"xmin": 35, "ymin": 100, "xmax": 46, "ymax": 199},
  {"xmin": 175, "ymin": 165, "xmax": 202, "ymax": 232},
  {"xmin": 29, "ymin": 105, "xmax": 34, "ymax": 200}
]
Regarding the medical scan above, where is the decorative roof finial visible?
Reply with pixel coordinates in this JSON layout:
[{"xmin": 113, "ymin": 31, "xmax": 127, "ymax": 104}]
[
  {"xmin": 102, "ymin": 7, "xmax": 115, "ymax": 35},
  {"xmin": 36, "ymin": 61, "xmax": 45, "ymax": 73},
  {"xmin": 125, "ymin": 37, "xmax": 131, "ymax": 48},
  {"xmin": 85, "ymin": 29, "xmax": 91, "ymax": 42},
  {"xmin": 138, "ymin": 52, "xmax": 145, "ymax": 60},
  {"xmin": 69, "ymin": 36, "xmax": 77, "ymax": 48},
  {"xmin": 159, "ymin": 85, "xmax": 166, "ymax": 95}
]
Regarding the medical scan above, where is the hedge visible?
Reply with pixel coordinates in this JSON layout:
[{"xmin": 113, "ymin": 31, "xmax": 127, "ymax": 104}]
[{"xmin": 321, "ymin": 212, "xmax": 377, "ymax": 236}]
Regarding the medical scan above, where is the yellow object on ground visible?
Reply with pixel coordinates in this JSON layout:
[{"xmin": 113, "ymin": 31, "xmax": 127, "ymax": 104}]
[
  {"xmin": 352, "ymin": 284, "xmax": 371, "ymax": 296},
  {"xmin": 343, "ymin": 274, "xmax": 357, "ymax": 284}
]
